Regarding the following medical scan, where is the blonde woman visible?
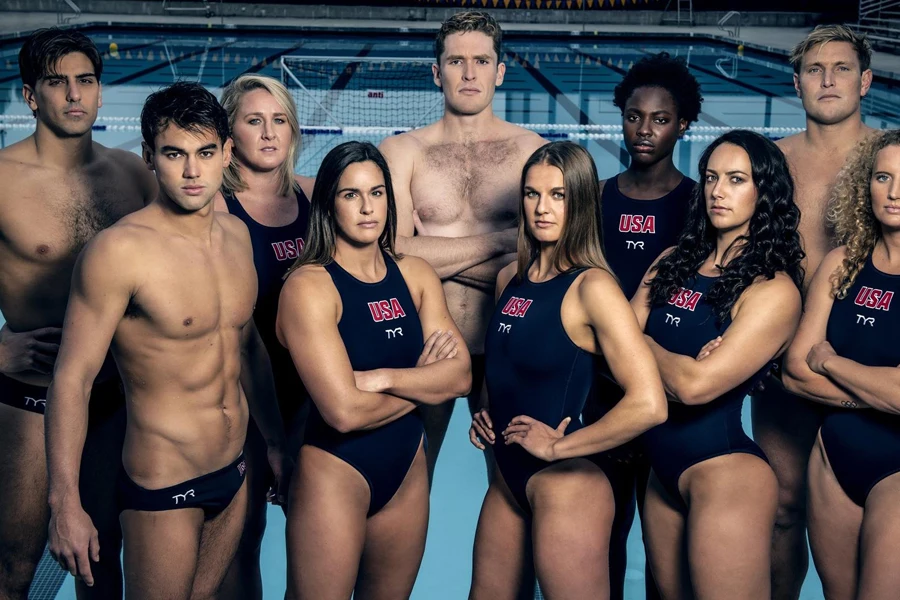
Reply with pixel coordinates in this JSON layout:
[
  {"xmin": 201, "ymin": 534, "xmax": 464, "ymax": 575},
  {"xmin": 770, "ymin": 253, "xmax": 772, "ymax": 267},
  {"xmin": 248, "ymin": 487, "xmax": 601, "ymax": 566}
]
[
  {"xmin": 784, "ymin": 129, "xmax": 900, "ymax": 599},
  {"xmin": 214, "ymin": 74, "xmax": 313, "ymax": 599}
]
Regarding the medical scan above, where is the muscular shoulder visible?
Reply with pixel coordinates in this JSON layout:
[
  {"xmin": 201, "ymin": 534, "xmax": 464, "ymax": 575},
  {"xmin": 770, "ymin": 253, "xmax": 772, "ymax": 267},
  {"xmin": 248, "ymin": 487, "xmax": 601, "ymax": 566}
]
[
  {"xmin": 80, "ymin": 218, "xmax": 152, "ymax": 270},
  {"xmin": 395, "ymin": 254, "xmax": 438, "ymax": 283},
  {"xmin": 817, "ymin": 246, "xmax": 849, "ymax": 278},
  {"xmin": 379, "ymin": 131, "xmax": 424, "ymax": 160},
  {"xmin": 506, "ymin": 123, "xmax": 547, "ymax": 158},
  {"xmin": 96, "ymin": 146, "xmax": 157, "ymax": 202},
  {"xmin": 281, "ymin": 264, "xmax": 338, "ymax": 308},
  {"xmin": 215, "ymin": 211, "xmax": 252, "ymax": 247},
  {"xmin": 495, "ymin": 260, "xmax": 518, "ymax": 299},
  {"xmin": 739, "ymin": 271, "xmax": 802, "ymax": 315},
  {"xmin": 775, "ymin": 132, "xmax": 803, "ymax": 159},
  {"xmin": 576, "ymin": 267, "xmax": 622, "ymax": 303}
]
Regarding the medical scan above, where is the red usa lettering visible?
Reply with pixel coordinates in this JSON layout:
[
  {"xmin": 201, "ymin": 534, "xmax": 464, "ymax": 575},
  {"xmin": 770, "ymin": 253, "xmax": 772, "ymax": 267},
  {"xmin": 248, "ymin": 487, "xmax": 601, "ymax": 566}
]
[
  {"xmin": 667, "ymin": 287, "xmax": 703, "ymax": 311},
  {"xmin": 854, "ymin": 286, "xmax": 894, "ymax": 311},
  {"xmin": 271, "ymin": 238, "xmax": 306, "ymax": 262},
  {"xmin": 367, "ymin": 298, "xmax": 408, "ymax": 322},
  {"xmin": 500, "ymin": 296, "xmax": 533, "ymax": 318},
  {"xmin": 618, "ymin": 214, "xmax": 656, "ymax": 234}
]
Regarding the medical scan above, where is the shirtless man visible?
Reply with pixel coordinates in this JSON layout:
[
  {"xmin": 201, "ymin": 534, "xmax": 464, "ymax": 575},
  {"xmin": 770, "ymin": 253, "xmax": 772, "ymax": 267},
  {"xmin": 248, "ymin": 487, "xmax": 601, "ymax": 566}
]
[
  {"xmin": 45, "ymin": 82, "xmax": 287, "ymax": 599},
  {"xmin": 379, "ymin": 11, "xmax": 546, "ymax": 481},
  {"xmin": 751, "ymin": 25, "xmax": 876, "ymax": 600},
  {"xmin": 0, "ymin": 28, "xmax": 156, "ymax": 599}
]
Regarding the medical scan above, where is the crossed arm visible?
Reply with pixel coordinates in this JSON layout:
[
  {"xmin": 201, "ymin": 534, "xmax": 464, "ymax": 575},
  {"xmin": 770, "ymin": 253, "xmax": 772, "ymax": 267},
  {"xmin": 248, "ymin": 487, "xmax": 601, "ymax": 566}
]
[
  {"xmin": 783, "ymin": 247, "xmax": 900, "ymax": 415},
  {"xmin": 379, "ymin": 135, "xmax": 519, "ymax": 284},
  {"xmin": 276, "ymin": 260, "xmax": 471, "ymax": 434},
  {"xmin": 631, "ymin": 254, "xmax": 802, "ymax": 406}
]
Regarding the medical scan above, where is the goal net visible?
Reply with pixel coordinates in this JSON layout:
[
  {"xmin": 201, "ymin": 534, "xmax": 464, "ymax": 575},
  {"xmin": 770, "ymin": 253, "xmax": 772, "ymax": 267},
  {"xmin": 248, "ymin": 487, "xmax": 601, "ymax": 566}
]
[{"xmin": 281, "ymin": 55, "xmax": 444, "ymax": 174}]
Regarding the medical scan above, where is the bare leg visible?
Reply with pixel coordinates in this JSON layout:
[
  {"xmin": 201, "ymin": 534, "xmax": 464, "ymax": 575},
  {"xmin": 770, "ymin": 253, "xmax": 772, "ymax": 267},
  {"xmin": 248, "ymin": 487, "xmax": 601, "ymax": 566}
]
[
  {"xmin": 0, "ymin": 405, "xmax": 47, "ymax": 600},
  {"xmin": 857, "ymin": 473, "xmax": 900, "ymax": 600},
  {"xmin": 192, "ymin": 482, "xmax": 249, "ymax": 599},
  {"xmin": 355, "ymin": 440, "xmax": 429, "ymax": 600},
  {"xmin": 469, "ymin": 474, "xmax": 534, "ymax": 600},
  {"xmin": 528, "ymin": 459, "xmax": 614, "ymax": 600},
  {"xmin": 806, "ymin": 434, "xmax": 861, "ymax": 600},
  {"xmin": 642, "ymin": 472, "xmax": 691, "ymax": 600},
  {"xmin": 681, "ymin": 454, "xmax": 777, "ymax": 600},
  {"xmin": 121, "ymin": 508, "xmax": 204, "ymax": 600},
  {"xmin": 751, "ymin": 383, "xmax": 824, "ymax": 600},
  {"xmin": 286, "ymin": 446, "xmax": 369, "ymax": 600},
  {"xmin": 77, "ymin": 403, "xmax": 126, "ymax": 600},
  {"xmin": 215, "ymin": 419, "xmax": 267, "ymax": 600}
]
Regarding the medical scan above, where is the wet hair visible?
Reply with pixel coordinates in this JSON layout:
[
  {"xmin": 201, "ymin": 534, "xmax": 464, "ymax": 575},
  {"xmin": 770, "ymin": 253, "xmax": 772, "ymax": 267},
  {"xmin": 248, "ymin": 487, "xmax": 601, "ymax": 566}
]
[
  {"xmin": 220, "ymin": 74, "xmax": 301, "ymax": 198},
  {"xmin": 434, "ymin": 11, "xmax": 502, "ymax": 63},
  {"xmin": 140, "ymin": 81, "xmax": 229, "ymax": 151},
  {"xmin": 18, "ymin": 28, "xmax": 103, "ymax": 89},
  {"xmin": 613, "ymin": 52, "xmax": 703, "ymax": 128},
  {"xmin": 790, "ymin": 24, "xmax": 872, "ymax": 74},
  {"xmin": 828, "ymin": 129, "xmax": 900, "ymax": 298},
  {"xmin": 517, "ymin": 141, "xmax": 613, "ymax": 280},
  {"xmin": 288, "ymin": 142, "xmax": 399, "ymax": 272},
  {"xmin": 648, "ymin": 130, "xmax": 804, "ymax": 324}
]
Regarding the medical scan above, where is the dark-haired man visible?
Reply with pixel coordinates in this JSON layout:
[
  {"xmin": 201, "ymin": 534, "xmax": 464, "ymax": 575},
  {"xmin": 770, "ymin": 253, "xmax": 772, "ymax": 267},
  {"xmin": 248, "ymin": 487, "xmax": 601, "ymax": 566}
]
[
  {"xmin": 0, "ymin": 28, "xmax": 156, "ymax": 599},
  {"xmin": 751, "ymin": 24, "xmax": 876, "ymax": 600},
  {"xmin": 45, "ymin": 82, "xmax": 287, "ymax": 600},
  {"xmin": 379, "ymin": 11, "xmax": 545, "ymax": 483}
]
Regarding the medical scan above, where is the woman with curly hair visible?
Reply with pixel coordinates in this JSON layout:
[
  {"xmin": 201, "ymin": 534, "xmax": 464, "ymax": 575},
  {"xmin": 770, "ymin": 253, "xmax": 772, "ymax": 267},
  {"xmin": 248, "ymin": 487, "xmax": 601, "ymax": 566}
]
[
  {"xmin": 585, "ymin": 51, "xmax": 703, "ymax": 600},
  {"xmin": 631, "ymin": 130, "xmax": 804, "ymax": 598},
  {"xmin": 783, "ymin": 129, "xmax": 900, "ymax": 599}
]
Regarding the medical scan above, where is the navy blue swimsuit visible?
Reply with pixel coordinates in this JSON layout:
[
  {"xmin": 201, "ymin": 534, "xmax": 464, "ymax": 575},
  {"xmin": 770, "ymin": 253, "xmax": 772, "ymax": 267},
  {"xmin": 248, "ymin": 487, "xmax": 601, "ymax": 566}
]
[
  {"xmin": 601, "ymin": 175, "xmax": 694, "ymax": 300},
  {"xmin": 821, "ymin": 255, "xmax": 900, "ymax": 506},
  {"xmin": 485, "ymin": 268, "xmax": 613, "ymax": 512},
  {"xmin": 303, "ymin": 253, "xmax": 425, "ymax": 516},
  {"xmin": 222, "ymin": 189, "xmax": 310, "ymax": 412},
  {"xmin": 644, "ymin": 273, "xmax": 767, "ymax": 503}
]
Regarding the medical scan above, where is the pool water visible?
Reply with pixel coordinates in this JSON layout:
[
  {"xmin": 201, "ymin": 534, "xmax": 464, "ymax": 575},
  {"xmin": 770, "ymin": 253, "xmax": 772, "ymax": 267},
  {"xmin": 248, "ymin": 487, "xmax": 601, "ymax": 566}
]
[{"xmin": 3, "ymin": 25, "xmax": 898, "ymax": 600}]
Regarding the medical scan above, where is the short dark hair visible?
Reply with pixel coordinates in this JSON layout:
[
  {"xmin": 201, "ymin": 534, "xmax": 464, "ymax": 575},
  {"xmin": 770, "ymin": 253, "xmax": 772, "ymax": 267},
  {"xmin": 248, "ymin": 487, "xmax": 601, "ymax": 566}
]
[
  {"xmin": 19, "ymin": 28, "xmax": 103, "ymax": 88},
  {"xmin": 613, "ymin": 52, "xmax": 703, "ymax": 127},
  {"xmin": 140, "ymin": 82, "xmax": 229, "ymax": 151},
  {"xmin": 434, "ymin": 11, "xmax": 502, "ymax": 63}
]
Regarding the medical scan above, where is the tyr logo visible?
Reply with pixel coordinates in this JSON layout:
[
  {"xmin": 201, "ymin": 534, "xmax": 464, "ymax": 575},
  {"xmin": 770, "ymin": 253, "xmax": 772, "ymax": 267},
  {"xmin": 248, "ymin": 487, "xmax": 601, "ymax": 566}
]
[
  {"xmin": 619, "ymin": 214, "xmax": 656, "ymax": 234},
  {"xmin": 854, "ymin": 286, "xmax": 894, "ymax": 311},
  {"xmin": 172, "ymin": 489, "xmax": 196, "ymax": 505},
  {"xmin": 498, "ymin": 323, "xmax": 511, "ymax": 334},
  {"xmin": 668, "ymin": 288, "xmax": 703, "ymax": 311},
  {"xmin": 625, "ymin": 240, "xmax": 645, "ymax": 250},
  {"xmin": 386, "ymin": 327, "xmax": 403, "ymax": 339},
  {"xmin": 368, "ymin": 298, "xmax": 407, "ymax": 322},
  {"xmin": 271, "ymin": 238, "xmax": 305, "ymax": 262},
  {"xmin": 24, "ymin": 396, "xmax": 46, "ymax": 408},
  {"xmin": 856, "ymin": 314, "xmax": 875, "ymax": 327},
  {"xmin": 665, "ymin": 313, "xmax": 681, "ymax": 326},
  {"xmin": 500, "ymin": 297, "xmax": 533, "ymax": 318}
]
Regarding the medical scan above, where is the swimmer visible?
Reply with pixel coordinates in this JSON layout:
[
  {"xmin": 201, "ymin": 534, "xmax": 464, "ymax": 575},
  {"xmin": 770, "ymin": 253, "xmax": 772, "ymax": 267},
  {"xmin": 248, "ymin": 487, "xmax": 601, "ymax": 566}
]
[
  {"xmin": 45, "ymin": 82, "xmax": 288, "ymax": 600},
  {"xmin": 214, "ymin": 74, "xmax": 314, "ymax": 600},
  {"xmin": 468, "ymin": 141, "xmax": 667, "ymax": 600},
  {"xmin": 633, "ymin": 130, "xmax": 803, "ymax": 599},
  {"xmin": 582, "ymin": 51, "xmax": 702, "ymax": 600},
  {"xmin": 0, "ymin": 28, "xmax": 156, "ymax": 599},
  {"xmin": 379, "ymin": 11, "xmax": 546, "ymax": 483},
  {"xmin": 783, "ymin": 129, "xmax": 900, "ymax": 599},
  {"xmin": 751, "ymin": 25, "xmax": 877, "ymax": 599},
  {"xmin": 278, "ymin": 142, "xmax": 471, "ymax": 599}
]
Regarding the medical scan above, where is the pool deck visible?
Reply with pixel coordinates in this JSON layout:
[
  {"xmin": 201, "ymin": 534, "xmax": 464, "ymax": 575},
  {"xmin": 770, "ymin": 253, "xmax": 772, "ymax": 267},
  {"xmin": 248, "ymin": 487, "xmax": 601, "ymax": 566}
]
[{"xmin": 2, "ymin": 10, "xmax": 899, "ymax": 81}]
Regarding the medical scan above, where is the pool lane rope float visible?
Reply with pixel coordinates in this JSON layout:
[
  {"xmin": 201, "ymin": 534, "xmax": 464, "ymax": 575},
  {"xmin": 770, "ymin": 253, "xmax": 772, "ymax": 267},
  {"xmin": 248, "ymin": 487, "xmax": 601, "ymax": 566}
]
[{"xmin": 0, "ymin": 115, "xmax": 806, "ymax": 139}]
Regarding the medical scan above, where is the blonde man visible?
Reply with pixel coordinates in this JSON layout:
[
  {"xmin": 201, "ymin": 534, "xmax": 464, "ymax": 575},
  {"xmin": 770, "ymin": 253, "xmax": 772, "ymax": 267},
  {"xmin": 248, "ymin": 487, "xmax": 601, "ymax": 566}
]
[{"xmin": 751, "ymin": 24, "xmax": 877, "ymax": 599}]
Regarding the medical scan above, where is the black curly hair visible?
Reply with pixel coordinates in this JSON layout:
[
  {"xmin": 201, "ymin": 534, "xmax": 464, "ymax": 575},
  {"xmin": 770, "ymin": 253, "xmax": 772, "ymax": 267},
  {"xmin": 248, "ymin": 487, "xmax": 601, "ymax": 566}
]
[
  {"xmin": 613, "ymin": 52, "xmax": 703, "ymax": 127},
  {"xmin": 648, "ymin": 130, "xmax": 804, "ymax": 324}
]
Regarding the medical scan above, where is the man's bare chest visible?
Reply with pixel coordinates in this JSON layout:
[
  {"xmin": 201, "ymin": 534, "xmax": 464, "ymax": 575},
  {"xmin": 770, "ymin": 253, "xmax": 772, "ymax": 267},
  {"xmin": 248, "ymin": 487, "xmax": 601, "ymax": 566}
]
[
  {"xmin": 411, "ymin": 140, "xmax": 522, "ymax": 226},
  {"xmin": 1, "ymin": 176, "xmax": 142, "ymax": 263}
]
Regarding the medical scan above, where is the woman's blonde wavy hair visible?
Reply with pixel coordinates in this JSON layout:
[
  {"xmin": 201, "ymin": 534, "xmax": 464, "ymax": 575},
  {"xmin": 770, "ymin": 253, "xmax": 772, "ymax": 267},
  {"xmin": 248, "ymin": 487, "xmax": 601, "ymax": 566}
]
[
  {"xmin": 828, "ymin": 129, "xmax": 900, "ymax": 298},
  {"xmin": 220, "ymin": 74, "xmax": 301, "ymax": 198}
]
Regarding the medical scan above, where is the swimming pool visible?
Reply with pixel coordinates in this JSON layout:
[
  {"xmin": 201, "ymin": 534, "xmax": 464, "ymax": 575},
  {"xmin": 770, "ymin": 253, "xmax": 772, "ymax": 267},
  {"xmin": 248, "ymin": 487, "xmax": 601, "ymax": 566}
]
[{"xmin": 3, "ymin": 24, "xmax": 899, "ymax": 600}]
